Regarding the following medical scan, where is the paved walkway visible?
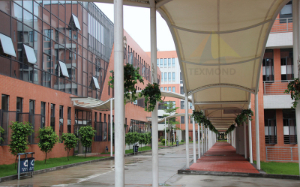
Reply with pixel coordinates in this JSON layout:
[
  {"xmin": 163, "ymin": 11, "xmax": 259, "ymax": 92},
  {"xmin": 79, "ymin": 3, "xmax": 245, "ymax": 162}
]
[{"xmin": 189, "ymin": 142, "xmax": 259, "ymax": 173}]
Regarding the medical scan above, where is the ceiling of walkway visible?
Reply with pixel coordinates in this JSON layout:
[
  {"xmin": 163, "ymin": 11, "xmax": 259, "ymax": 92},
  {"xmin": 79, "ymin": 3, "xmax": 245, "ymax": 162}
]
[{"xmin": 89, "ymin": 0, "xmax": 290, "ymax": 130}]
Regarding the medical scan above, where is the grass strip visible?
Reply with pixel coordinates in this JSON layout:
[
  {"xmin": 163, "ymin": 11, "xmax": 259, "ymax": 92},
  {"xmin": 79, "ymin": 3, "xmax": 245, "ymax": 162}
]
[{"xmin": 0, "ymin": 156, "xmax": 107, "ymax": 178}]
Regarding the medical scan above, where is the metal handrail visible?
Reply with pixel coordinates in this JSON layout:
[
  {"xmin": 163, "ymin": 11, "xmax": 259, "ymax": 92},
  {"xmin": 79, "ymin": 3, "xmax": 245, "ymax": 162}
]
[
  {"xmin": 263, "ymin": 80, "xmax": 293, "ymax": 95},
  {"xmin": 270, "ymin": 17, "xmax": 293, "ymax": 33}
]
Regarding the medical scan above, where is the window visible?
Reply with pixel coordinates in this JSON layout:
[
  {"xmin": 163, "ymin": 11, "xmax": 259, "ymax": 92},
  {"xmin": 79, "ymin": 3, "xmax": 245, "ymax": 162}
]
[
  {"xmin": 189, "ymin": 102, "xmax": 193, "ymax": 109},
  {"xmin": 190, "ymin": 116, "xmax": 193, "ymax": 124},
  {"xmin": 160, "ymin": 59, "xmax": 163, "ymax": 67},
  {"xmin": 104, "ymin": 114, "xmax": 106, "ymax": 122},
  {"xmin": 90, "ymin": 77, "xmax": 100, "ymax": 90},
  {"xmin": 164, "ymin": 72, "xmax": 167, "ymax": 82},
  {"xmin": 23, "ymin": 44, "xmax": 37, "ymax": 64},
  {"xmin": 160, "ymin": 87, "xmax": 163, "ymax": 91},
  {"xmin": 283, "ymin": 109, "xmax": 297, "ymax": 144},
  {"xmin": 172, "ymin": 58, "xmax": 175, "ymax": 67},
  {"xmin": 58, "ymin": 61, "xmax": 69, "ymax": 77},
  {"xmin": 168, "ymin": 58, "xmax": 171, "ymax": 67},
  {"xmin": 59, "ymin": 106, "xmax": 63, "ymax": 141},
  {"xmin": 164, "ymin": 58, "xmax": 167, "ymax": 68},
  {"xmin": 264, "ymin": 110, "xmax": 277, "ymax": 144},
  {"xmin": 181, "ymin": 116, "xmax": 185, "ymax": 124},
  {"xmin": 51, "ymin": 104, "xmax": 55, "ymax": 131},
  {"xmin": 16, "ymin": 97, "xmax": 23, "ymax": 113},
  {"xmin": 164, "ymin": 87, "xmax": 167, "ymax": 91},
  {"xmin": 180, "ymin": 72, "xmax": 183, "ymax": 84},
  {"xmin": 172, "ymin": 87, "xmax": 175, "ymax": 93},
  {"xmin": 70, "ymin": 14, "xmax": 81, "ymax": 30},
  {"xmin": 181, "ymin": 101, "xmax": 184, "ymax": 109},
  {"xmin": 172, "ymin": 101, "xmax": 176, "ymax": 109},
  {"xmin": 161, "ymin": 73, "xmax": 163, "ymax": 82},
  {"xmin": 68, "ymin": 107, "xmax": 71, "ymax": 133},
  {"xmin": 29, "ymin": 100, "xmax": 35, "ymax": 114},
  {"xmin": 41, "ymin": 102, "xmax": 46, "ymax": 128},
  {"xmin": 172, "ymin": 72, "xmax": 175, "ymax": 82},
  {"xmin": 168, "ymin": 72, "xmax": 171, "ymax": 82},
  {"xmin": 1, "ymin": 95, "xmax": 9, "ymax": 111},
  {"xmin": 180, "ymin": 86, "xmax": 184, "ymax": 94},
  {"xmin": 168, "ymin": 87, "xmax": 171, "ymax": 92},
  {"xmin": 263, "ymin": 49, "xmax": 274, "ymax": 82},
  {"xmin": 281, "ymin": 48, "xmax": 293, "ymax": 81},
  {"xmin": 157, "ymin": 59, "xmax": 159, "ymax": 67},
  {"xmin": 279, "ymin": 1, "xmax": 292, "ymax": 23}
]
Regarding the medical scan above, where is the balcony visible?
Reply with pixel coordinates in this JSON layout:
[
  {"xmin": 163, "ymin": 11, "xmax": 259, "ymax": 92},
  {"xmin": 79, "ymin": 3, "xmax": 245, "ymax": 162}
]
[
  {"xmin": 263, "ymin": 80, "xmax": 293, "ymax": 109},
  {"xmin": 270, "ymin": 18, "xmax": 293, "ymax": 33},
  {"xmin": 263, "ymin": 80, "xmax": 291, "ymax": 95}
]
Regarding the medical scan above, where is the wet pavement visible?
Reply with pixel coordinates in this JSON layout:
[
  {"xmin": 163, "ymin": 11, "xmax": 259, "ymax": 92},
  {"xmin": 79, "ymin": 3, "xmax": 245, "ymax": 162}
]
[{"xmin": 1, "ymin": 144, "xmax": 300, "ymax": 187}]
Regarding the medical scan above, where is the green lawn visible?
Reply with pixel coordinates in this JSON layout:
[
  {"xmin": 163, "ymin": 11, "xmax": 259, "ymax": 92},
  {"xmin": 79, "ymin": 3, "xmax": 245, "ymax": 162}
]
[
  {"xmin": 217, "ymin": 140, "xmax": 227, "ymax": 142},
  {"xmin": 125, "ymin": 146, "xmax": 152, "ymax": 154},
  {"xmin": 0, "ymin": 156, "xmax": 107, "ymax": 178},
  {"xmin": 255, "ymin": 161, "xmax": 299, "ymax": 175}
]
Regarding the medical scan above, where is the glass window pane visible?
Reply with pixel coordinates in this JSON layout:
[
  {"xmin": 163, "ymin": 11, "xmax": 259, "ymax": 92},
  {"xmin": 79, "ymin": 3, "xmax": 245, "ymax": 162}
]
[
  {"xmin": 168, "ymin": 58, "xmax": 171, "ymax": 67},
  {"xmin": 164, "ymin": 72, "xmax": 167, "ymax": 82},
  {"xmin": 164, "ymin": 58, "xmax": 167, "ymax": 68},
  {"xmin": 13, "ymin": 3, "xmax": 23, "ymax": 21},
  {"xmin": 172, "ymin": 58, "xmax": 175, "ymax": 67}
]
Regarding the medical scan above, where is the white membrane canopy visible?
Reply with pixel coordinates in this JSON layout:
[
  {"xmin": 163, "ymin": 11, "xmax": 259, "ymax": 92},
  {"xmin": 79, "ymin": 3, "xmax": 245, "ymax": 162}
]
[{"xmin": 88, "ymin": 0, "xmax": 289, "ymax": 130}]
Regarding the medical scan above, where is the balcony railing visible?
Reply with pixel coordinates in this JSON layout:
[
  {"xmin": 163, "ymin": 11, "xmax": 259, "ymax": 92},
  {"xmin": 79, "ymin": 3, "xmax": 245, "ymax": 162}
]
[
  {"xmin": 270, "ymin": 18, "xmax": 293, "ymax": 33},
  {"xmin": 266, "ymin": 146, "xmax": 298, "ymax": 162},
  {"xmin": 263, "ymin": 80, "xmax": 292, "ymax": 95}
]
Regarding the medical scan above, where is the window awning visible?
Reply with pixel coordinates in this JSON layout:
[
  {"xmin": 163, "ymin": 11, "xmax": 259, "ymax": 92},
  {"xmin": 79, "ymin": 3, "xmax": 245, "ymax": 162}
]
[
  {"xmin": 70, "ymin": 14, "xmax": 81, "ymax": 30},
  {"xmin": 0, "ymin": 33, "xmax": 16, "ymax": 57},
  {"xmin": 58, "ymin": 61, "xmax": 69, "ymax": 77},
  {"xmin": 92, "ymin": 77, "xmax": 100, "ymax": 89},
  {"xmin": 23, "ymin": 44, "xmax": 37, "ymax": 64}
]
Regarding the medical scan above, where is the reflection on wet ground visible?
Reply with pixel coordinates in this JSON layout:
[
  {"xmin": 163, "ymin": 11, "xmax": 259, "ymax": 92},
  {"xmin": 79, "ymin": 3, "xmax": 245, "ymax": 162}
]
[{"xmin": 1, "ymin": 144, "xmax": 300, "ymax": 187}]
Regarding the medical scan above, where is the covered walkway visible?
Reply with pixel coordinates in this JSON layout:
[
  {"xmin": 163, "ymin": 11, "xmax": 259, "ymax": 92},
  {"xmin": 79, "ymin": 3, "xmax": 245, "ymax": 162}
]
[{"xmin": 189, "ymin": 142, "xmax": 259, "ymax": 174}]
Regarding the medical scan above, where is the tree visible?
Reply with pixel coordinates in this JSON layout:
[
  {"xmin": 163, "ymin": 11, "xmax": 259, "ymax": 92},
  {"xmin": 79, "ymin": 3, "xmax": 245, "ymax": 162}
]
[
  {"xmin": 38, "ymin": 126, "xmax": 58, "ymax": 163},
  {"xmin": 0, "ymin": 126, "xmax": 4, "ymax": 144},
  {"xmin": 163, "ymin": 101, "xmax": 179, "ymax": 146},
  {"xmin": 62, "ymin": 133, "xmax": 78, "ymax": 161},
  {"xmin": 9, "ymin": 122, "xmax": 34, "ymax": 168},
  {"xmin": 138, "ymin": 133, "xmax": 147, "ymax": 151},
  {"xmin": 78, "ymin": 126, "xmax": 96, "ymax": 158},
  {"xmin": 125, "ymin": 132, "xmax": 133, "ymax": 149}
]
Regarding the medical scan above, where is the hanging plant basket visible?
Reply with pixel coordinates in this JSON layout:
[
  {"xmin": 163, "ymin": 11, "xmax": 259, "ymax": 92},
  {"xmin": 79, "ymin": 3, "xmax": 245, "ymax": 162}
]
[
  {"xmin": 108, "ymin": 64, "xmax": 144, "ymax": 102},
  {"xmin": 285, "ymin": 78, "xmax": 300, "ymax": 108},
  {"xmin": 235, "ymin": 109, "xmax": 253, "ymax": 126},
  {"xmin": 139, "ymin": 83, "xmax": 162, "ymax": 112},
  {"xmin": 191, "ymin": 110, "xmax": 206, "ymax": 124},
  {"xmin": 225, "ymin": 124, "xmax": 235, "ymax": 135}
]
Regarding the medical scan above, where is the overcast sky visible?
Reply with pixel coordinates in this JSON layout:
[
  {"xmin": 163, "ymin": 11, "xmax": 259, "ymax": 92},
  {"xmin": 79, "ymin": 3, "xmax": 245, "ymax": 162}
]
[{"xmin": 95, "ymin": 3, "xmax": 176, "ymax": 52}]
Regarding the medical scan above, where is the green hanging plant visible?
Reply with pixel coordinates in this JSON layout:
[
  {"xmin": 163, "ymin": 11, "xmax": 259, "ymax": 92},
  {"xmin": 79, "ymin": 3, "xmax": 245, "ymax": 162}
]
[
  {"xmin": 191, "ymin": 110, "xmax": 206, "ymax": 124},
  {"xmin": 284, "ymin": 78, "xmax": 300, "ymax": 108},
  {"xmin": 235, "ymin": 109, "xmax": 253, "ymax": 126},
  {"xmin": 139, "ymin": 83, "xmax": 162, "ymax": 112},
  {"xmin": 225, "ymin": 124, "xmax": 235, "ymax": 135},
  {"xmin": 108, "ymin": 64, "xmax": 144, "ymax": 103}
]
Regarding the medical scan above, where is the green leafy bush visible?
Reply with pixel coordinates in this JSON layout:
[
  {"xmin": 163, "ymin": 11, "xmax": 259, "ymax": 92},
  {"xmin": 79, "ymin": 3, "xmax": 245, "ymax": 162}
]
[
  {"xmin": 62, "ymin": 133, "xmax": 78, "ymax": 161},
  {"xmin": 181, "ymin": 140, "xmax": 184, "ymax": 142},
  {"xmin": 38, "ymin": 126, "xmax": 58, "ymax": 163},
  {"xmin": 9, "ymin": 121, "xmax": 34, "ymax": 168},
  {"xmin": 161, "ymin": 139, "xmax": 165, "ymax": 144},
  {"xmin": 78, "ymin": 126, "xmax": 96, "ymax": 157},
  {"xmin": 0, "ymin": 126, "xmax": 4, "ymax": 143}
]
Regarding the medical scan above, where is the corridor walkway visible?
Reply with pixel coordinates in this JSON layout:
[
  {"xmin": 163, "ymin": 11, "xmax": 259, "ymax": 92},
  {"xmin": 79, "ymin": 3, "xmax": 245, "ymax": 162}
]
[{"xmin": 189, "ymin": 142, "xmax": 259, "ymax": 173}]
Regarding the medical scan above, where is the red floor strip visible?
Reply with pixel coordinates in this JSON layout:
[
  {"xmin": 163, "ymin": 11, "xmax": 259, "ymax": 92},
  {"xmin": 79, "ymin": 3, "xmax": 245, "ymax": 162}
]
[{"xmin": 189, "ymin": 142, "xmax": 259, "ymax": 173}]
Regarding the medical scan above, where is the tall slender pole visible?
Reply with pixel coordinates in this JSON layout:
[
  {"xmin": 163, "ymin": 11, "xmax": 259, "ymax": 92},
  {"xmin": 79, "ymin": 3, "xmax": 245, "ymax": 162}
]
[
  {"xmin": 248, "ymin": 116, "xmax": 253, "ymax": 163},
  {"xmin": 150, "ymin": 5, "xmax": 159, "ymax": 187},
  {"xmin": 244, "ymin": 122, "xmax": 247, "ymax": 158},
  {"xmin": 255, "ymin": 93, "xmax": 260, "ymax": 170},
  {"xmin": 114, "ymin": 0, "xmax": 124, "ymax": 185},
  {"xmin": 192, "ymin": 97, "xmax": 196, "ymax": 163},
  {"xmin": 293, "ymin": 0, "xmax": 300, "ymax": 175},
  {"xmin": 165, "ymin": 118, "xmax": 167, "ymax": 147},
  {"xmin": 110, "ymin": 98, "xmax": 113, "ymax": 157},
  {"xmin": 198, "ymin": 123, "xmax": 200, "ymax": 159},
  {"xmin": 185, "ymin": 95, "xmax": 189, "ymax": 168},
  {"xmin": 201, "ymin": 123, "xmax": 204, "ymax": 155}
]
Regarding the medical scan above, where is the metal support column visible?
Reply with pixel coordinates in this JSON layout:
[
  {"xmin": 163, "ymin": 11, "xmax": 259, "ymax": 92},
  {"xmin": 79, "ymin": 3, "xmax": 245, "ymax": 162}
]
[
  {"xmin": 198, "ymin": 123, "xmax": 201, "ymax": 159},
  {"xmin": 255, "ymin": 93, "xmax": 260, "ymax": 170},
  {"xmin": 249, "ymin": 116, "xmax": 253, "ymax": 163},
  {"xmin": 201, "ymin": 123, "xmax": 204, "ymax": 155},
  {"xmin": 185, "ymin": 95, "xmax": 189, "ymax": 168},
  {"xmin": 192, "ymin": 97, "xmax": 196, "ymax": 163},
  {"xmin": 165, "ymin": 118, "xmax": 167, "ymax": 147},
  {"xmin": 150, "ymin": 4, "xmax": 159, "ymax": 186},
  {"xmin": 293, "ymin": 0, "xmax": 300, "ymax": 175},
  {"xmin": 244, "ymin": 122, "xmax": 247, "ymax": 159},
  {"xmin": 114, "ymin": 0, "xmax": 124, "ymax": 185},
  {"xmin": 110, "ymin": 98, "xmax": 113, "ymax": 157}
]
